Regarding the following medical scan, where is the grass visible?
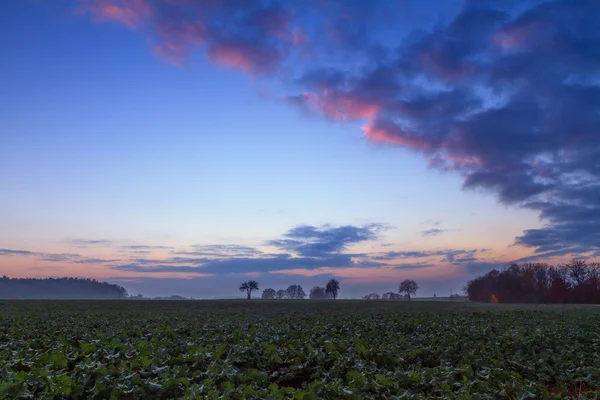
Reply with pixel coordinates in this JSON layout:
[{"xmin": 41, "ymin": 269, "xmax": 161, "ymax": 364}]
[{"xmin": 1, "ymin": 300, "xmax": 599, "ymax": 399}]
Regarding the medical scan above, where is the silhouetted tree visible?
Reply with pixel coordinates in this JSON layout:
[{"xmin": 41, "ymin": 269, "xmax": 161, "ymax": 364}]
[
  {"xmin": 286, "ymin": 284, "xmax": 306, "ymax": 299},
  {"xmin": 382, "ymin": 292, "xmax": 402, "ymax": 300},
  {"xmin": 325, "ymin": 279, "xmax": 340, "ymax": 300},
  {"xmin": 239, "ymin": 280, "xmax": 259, "ymax": 300},
  {"xmin": 399, "ymin": 279, "xmax": 419, "ymax": 301},
  {"xmin": 0, "ymin": 277, "xmax": 127, "ymax": 299},
  {"xmin": 309, "ymin": 286, "xmax": 327, "ymax": 299},
  {"xmin": 261, "ymin": 288, "xmax": 276, "ymax": 299},
  {"xmin": 275, "ymin": 289, "xmax": 287, "ymax": 299},
  {"xmin": 363, "ymin": 292, "xmax": 380, "ymax": 300},
  {"xmin": 465, "ymin": 260, "xmax": 600, "ymax": 304}
]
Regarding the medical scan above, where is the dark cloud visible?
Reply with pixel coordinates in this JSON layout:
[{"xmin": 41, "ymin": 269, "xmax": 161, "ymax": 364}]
[
  {"xmin": 71, "ymin": 258, "xmax": 122, "ymax": 264},
  {"xmin": 39, "ymin": 253, "xmax": 82, "ymax": 262},
  {"xmin": 266, "ymin": 224, "xmax": 385, "ymax": 257},
  {"xmin": 373, "ymin": 249, "xmax": 481, "ymax": 263},
  {"xmin": 372, "ymin": 251, "xmax": 434, "ymax": 260},
  {"xmin": 40, "ymin": 0, "xmax": 600, "ymax": 268},
  {"xmin": 112, "ymin": 253, "xmax": 357, "ymax": 275},
  {"xmin": 82, "ymin": 0, "xmax": 600, "ymax": 256},
  {"xmin": 173, "ymin": 244, "xmax": 263, "ymax": 257},
  {"xmin": 297, "ymin": 68, "xmax": 348, "ymax": 90},
  {"xmin": 393, "ymin": 263, "xmax": 434, "ymax": 270},
  {"xmin": 0, "ymin": 248, "xmax": 118, "ymax": 265},
  {"xmin": 108, "ymin": 223, "xmax": 397, "ymax": 274},
  {"xmin": 0, "ymin": 249, "xmax": 37, "ymax": 256},
  {"xmin": 286, "ymin": 0, "xmax": 600, "ymax": 256},
  {"xmin": 440, "ymin": 249, "xmax": 479, "ymax": 263},
  {"xmin": 421, "ymin": 229, "xmax": 446, "ymax": 237},
  {"xmin": 0, "ymin": 248, "xmax": 81, "ymax": 262}
]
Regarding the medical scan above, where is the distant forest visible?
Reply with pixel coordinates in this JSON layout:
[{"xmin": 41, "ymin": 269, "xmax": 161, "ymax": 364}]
[
  {"xmin": 0, "ymin": 277, "xmax": 128, "ymax": 299},
  {"xmin": 466, "ymin": 260, "xmax": 600, "ymax": 304}
]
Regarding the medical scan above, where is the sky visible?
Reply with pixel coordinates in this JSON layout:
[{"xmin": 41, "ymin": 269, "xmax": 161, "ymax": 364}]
[{"xmin": 1, "ymin": 0, "xmax": 599, "ymax": 298}]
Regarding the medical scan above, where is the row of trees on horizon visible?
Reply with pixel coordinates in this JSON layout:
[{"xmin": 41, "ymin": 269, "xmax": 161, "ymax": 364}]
[
  {"xmin": 362, "ymin": 280, "xmax": 420, "ymax": 301},
  {"xmin": 0, "ymin": 277, "xmax": 128, "ymax": 299},
  {"xmin": 466, "ymin": 260, "xmax": 600, "ymax": 304},
  {"xmin": 240, "ymin": 279, "xmax": 420, "ymax": 300},
  {"xmin": 239, "ymin": 279, "xmax": 341, "ymax": 300},
  {"xmin": 6, "ymin": 262, "xmax": 600, "ymax": 303}
]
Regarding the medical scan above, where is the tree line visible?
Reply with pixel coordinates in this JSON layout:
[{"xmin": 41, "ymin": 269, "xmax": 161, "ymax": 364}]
[
  {"xmin": 239, "ymin": 279, "xmax": 341, "ymax": 299},
  {"xmin": 241, "ymin": 279, "xmax": 421, "ymax": 301},
  {"xmin": 0, "ymin": 277, "xmax": 128, "ymax": 299},
  {"xmin": 465, "ymin": 260, "xmax": 600, "ymax": 304},
  {"xmin": 362, "ymin": 279, "xmax": 419, "ymax": 301}
]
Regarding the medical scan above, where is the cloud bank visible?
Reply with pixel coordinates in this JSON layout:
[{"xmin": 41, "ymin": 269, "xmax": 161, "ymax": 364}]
[
  {"xmin": 1, "ymin": 224, "xmax": 496, "ymax": 278},
  {"xmin": 78, "ymin": 0, "xmax": 600, "ymax": 258}
]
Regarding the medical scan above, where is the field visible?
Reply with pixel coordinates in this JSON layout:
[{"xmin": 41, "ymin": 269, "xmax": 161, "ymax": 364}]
[{"xmin": 1, "ymin": 301, "xmax": 599, "ymax": 399}]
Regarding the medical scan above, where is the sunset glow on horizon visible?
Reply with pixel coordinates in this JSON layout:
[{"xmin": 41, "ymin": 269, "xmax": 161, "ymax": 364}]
[{"xmin": 1, "ymin": 0, "xmax": 599, "ymax": 298}]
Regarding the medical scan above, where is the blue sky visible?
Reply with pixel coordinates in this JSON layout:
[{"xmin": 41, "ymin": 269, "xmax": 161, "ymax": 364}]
[{"xmin": 1, "ymin": 0, "xmax": 598, "ymax": 298}]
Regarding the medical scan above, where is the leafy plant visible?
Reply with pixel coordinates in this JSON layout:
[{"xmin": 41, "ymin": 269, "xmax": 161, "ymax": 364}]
[{"xmin": 0, "ymin": 300, "xmax": 599, "ymax": 399}]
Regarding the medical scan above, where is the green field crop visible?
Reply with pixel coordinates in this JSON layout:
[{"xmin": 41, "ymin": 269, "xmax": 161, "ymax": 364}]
[{"xmin": 1, "ymin": 301, "xmax": 599, "ymax": 399}]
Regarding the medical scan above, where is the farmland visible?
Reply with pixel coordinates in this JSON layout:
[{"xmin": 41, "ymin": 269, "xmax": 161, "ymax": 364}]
[{"xmin": 1, "ymin": 301, "xmax": 599, "ymax": 399}]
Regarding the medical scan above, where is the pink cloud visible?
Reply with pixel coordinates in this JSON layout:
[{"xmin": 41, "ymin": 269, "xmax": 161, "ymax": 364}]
[
  {"xmin": 85, "ymin": 0, "xmax": 152, "ymax": 28},
  {"xmin": 81, "ymin": 1, "xmax": 288, "ymax": 74},
  {"xmin": 300, "ymin": 90, "xmax": 381, "ymax": 121},
  {"xmin": 335, "ymin": 94, "xmax": 381, "ymax": 119},
  {"xmin": 363, "ymin": 120, "xmax": 485, "ymax": 173},
  {"xmin": 341, "ymin": 264, "xmax": 463, "ymax": 283},
  {"xmin": 206, "ymin": 41, "xmax": 283, "ymax": 75},
  {"xmin": 493, "ymin": 25, "xmax": 534, "ymax": 49},
  {"xmin": 361, "ymin": 120, "xmax": 435, "ymax": 153}
]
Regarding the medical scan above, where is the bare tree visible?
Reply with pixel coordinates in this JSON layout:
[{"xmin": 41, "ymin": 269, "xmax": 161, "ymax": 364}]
[
  {"xmin": 363, "ymin": 292, "xmax": 380, "ymax": 300},
  {"xmin": 309, "ymin": 286, "xmax": 327, "ymax": 299},
  {"xmin": 567, "ymin": 259, "xmax": 589, "ymax": 286},
  {"xmin": 239, "ymin": 280, "xmax": 259, "ymax": 300},
  {"xmin": 382, "ymin": 292, "xmax": 402, "ymax": 300},
  {"xmin": 325, "ymin": 279, "xmax": 340, "ymax": 300},
  {"xmin": 399, "ymin": 279, "xmax": 419, "ymax": 301},
  {"xmin": 275, "ymin": 289, "xmax": 287, "ymax": 299},
  {"xmin": 261, "ymin": 288, "xmax": 276, "ymax": 299},
  {"xmin": 286, "ymin": 285, "xmax": 306, "ymax": 299}
]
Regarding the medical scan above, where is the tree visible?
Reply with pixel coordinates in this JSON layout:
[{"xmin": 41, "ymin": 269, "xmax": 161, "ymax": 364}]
[
  {"xmin": 325, "ymin": 279, "xmax": 340, "ymax": 300},
  {"xmin": 276, "ymin": 289, "xmax": 287, "ymax": 299},
  {"xmin": 399, "ymin": 279, "xmax": 419, "ymax": 301},
  {"xmin": 309, "ymin": 286, "xmax": 327, "ymax": 299},
  {"xmin": 382, "ymin": 292, "xmax": 402, "ymax": 300},
  {"xmin": 0, "ymin": 277, "xmax": 127, "ymax": 299},
  {"xmin": 464, "ymin": 261, "xmax": 600, "ymax": 304},
  {"xmin": 261, "ymin": 288, "xmax": 276, "ymax": 299},
  {"xmin": 363, "ymin": 292, "xmax": 380, "ymax": 300},
  {"xmin": 567, "ymin": 259, "xmax": 589, "ymax": 286},
  {"xmin": 239, "ymin": 280, "xmax": 259, "ymax": 300},
  {"xmin": 286, "ymin": 285, "xmax": 306, "ymax": 299}
]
